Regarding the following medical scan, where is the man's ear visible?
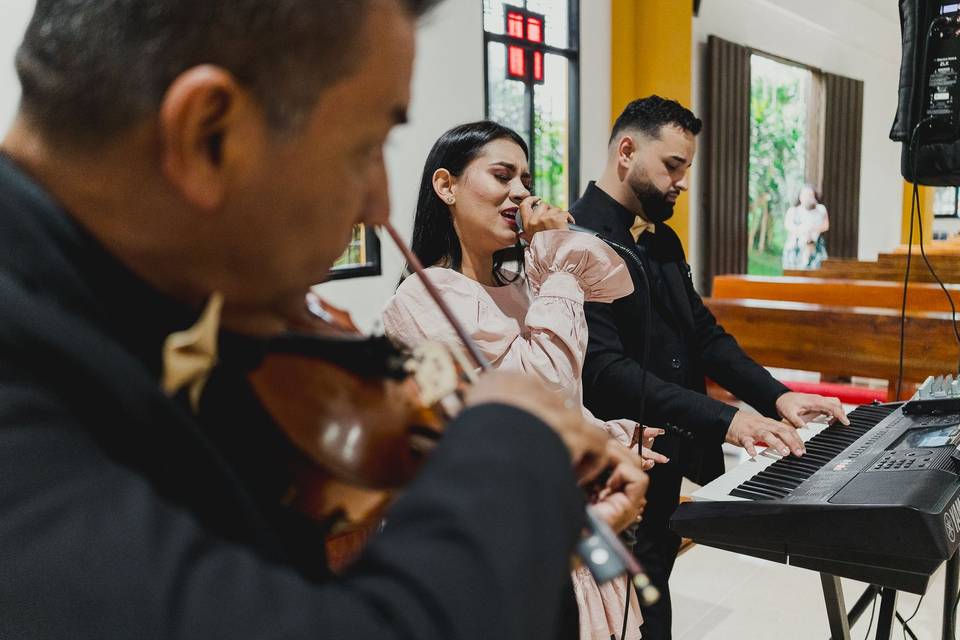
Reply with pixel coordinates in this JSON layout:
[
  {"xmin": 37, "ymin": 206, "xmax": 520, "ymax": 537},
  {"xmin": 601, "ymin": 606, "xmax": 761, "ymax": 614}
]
[
  {"xmin": 158, "ymin": 65, "xmax": 261, "ymax": 211},
  {"xmin": 616, "ymin": 135, "xmax": 637, "ymax": 170},
  {"xmin": 432, "ymin": 168, "xmax": 456, "ymax": 205}
]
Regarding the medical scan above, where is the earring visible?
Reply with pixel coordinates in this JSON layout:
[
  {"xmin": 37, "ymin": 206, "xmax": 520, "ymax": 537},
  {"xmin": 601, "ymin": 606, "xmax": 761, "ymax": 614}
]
[{"xmin": 446, "ymin": 196, "xmax": 455, "ymax": 204}]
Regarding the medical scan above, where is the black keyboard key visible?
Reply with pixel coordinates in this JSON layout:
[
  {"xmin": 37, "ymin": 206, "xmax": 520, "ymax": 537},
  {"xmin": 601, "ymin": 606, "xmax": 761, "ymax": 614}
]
[{"xmin": 728, "ymin": 403, "xmax": 899, "ymax": 501}]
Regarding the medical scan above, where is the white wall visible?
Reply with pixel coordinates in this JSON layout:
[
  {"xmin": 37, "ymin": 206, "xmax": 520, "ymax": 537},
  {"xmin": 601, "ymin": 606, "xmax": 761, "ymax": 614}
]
[
  {"xmin": 690, "ymin": 0, "xmax": 904, "ymax": 286},
  {"xmin": 321, "ymin": 0, "xmax": 612, "ymax": 330},
  {"xmin": 0, "ymin": 1, "xmax": 33, "ymax": 135},
  {"xmin": 317, "ymin": 0, "xmax": 487, "ymax": 331},
  {"xmin": 0, "ymin": 0, "xmax": 613, "ymax": 332},
  {"xmin": 579, "ymin": 1, "xmax": 612, "ymax": 186}
]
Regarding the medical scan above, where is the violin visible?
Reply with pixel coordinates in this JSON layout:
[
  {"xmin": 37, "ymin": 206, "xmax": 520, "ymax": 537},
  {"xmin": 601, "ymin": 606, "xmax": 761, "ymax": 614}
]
[
  {"xmin": 246, "ymin": 222, "xmax": 658, "ymax": 604},
  {"xmin": 248, "ymin": 295, "xmax": 472, "ymax": 570}
]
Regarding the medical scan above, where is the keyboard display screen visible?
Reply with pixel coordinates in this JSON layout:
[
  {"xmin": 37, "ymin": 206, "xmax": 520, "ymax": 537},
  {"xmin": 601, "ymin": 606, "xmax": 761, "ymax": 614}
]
[{"xmin": 892, "ymin": 424, "xmax": 960, "ymax": 448}]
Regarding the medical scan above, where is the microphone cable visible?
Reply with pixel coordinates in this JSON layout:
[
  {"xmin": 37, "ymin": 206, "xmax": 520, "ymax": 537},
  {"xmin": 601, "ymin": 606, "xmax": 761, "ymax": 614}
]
[
  {"xmin": 570, "ymin": 225, "xmax": 653, "ymax": 640},
  {"xmin": 897, "ymin": 14, "xmax": 960, "ymax": 399}
]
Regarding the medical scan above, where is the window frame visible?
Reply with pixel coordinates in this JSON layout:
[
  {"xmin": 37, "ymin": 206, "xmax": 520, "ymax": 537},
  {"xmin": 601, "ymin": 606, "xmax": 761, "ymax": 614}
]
[
  {"xmin": 748, "ymin": 49, "xmax": 824, "ymax": 186},
  {"xmin": 482, "ymin": 0, "xmax": 581, "ymax": 203},
  {"xmin": 326, "ymin": 224, "xmax": 382, "ymax": 281},
  {"xmin": 934, "ymin": 186, "xmax": 960, "ymax": 219},
  {"xmin": 745, "ymin": 49, "xmax": 821, "ymax": 275}
]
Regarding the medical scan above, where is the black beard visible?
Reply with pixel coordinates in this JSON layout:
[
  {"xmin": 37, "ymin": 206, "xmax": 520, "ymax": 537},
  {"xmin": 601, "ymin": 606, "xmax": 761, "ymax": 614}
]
[{"xmin": 630, "ymin": 180, "xmax": 675, "ymax": 224}]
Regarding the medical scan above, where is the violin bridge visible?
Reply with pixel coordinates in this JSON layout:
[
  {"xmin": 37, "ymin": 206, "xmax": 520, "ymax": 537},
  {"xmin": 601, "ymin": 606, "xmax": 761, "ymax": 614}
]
[{"xmin": 407, "ymin": 343, "xmax": 462, "ymax": 405}]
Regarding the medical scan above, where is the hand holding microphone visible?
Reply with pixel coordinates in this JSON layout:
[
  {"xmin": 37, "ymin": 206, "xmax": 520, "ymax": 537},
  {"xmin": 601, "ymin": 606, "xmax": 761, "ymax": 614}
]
[{"xmin": 516, "ymin": 196, "xmax": 574, "ymax": 242}]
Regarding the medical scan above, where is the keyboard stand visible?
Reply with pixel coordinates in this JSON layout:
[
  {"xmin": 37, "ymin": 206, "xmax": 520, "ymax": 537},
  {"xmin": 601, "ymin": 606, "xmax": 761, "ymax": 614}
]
[
  {"xmin": 874, "ymin": 587, "xmax": 898, "ymax": 639},
  {"xmin": 821, "ymin": 574, "xmax": 871, "ymax": 639},
  {"xmin": 944, "ymin": 551, "xmax": 959, "ymax": 640},
  {"xmin": 821, "ymin": 551, "xmax": 960, "ymax": 640}
]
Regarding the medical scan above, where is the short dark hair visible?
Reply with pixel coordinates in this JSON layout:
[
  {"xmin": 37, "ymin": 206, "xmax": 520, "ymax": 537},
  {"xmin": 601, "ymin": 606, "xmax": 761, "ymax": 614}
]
[
  {"xmin": 408, "ymin": 121, "xmax": 527, "ymax": 286},
  {"xmin": 609, "ymin": 95, "xmax": 703, "ymax": 144},
  {"xmin": 15, "ymin": 0, "xmax": 440, "ymax": 141}
]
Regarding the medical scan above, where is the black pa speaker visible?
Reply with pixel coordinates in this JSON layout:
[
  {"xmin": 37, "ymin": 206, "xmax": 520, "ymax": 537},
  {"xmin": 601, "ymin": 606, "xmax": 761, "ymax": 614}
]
[{"xmin": 891, "ymin": 0, "xmax": 960, "ymax": 185}]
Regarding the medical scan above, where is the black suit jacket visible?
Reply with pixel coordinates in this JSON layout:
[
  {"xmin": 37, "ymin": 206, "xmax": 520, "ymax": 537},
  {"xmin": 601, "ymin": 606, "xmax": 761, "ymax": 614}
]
[
  {"xmin": 0, "ymin": 155, "xmax": 584, "ymax": 640},
  {"xmin": 571, "ymin": 183, "xmax": 789, "ymax": 487}
]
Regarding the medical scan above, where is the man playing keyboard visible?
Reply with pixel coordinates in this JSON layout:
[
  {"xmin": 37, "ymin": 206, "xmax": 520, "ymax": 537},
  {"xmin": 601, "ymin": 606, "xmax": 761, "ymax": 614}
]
[{"xmin": 571, "ymin": 95, "xmax": 849, "ymax": 640}]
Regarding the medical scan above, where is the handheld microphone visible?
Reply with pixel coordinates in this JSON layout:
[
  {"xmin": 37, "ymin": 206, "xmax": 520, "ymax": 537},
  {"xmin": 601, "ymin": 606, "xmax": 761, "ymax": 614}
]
[
  {"xmin": 567, "ymin": 223, "xmax": 601, "ymax": 236},
  {"xmin": 512, "ymin": 205, "xmax": 598, "ymax": 238}
]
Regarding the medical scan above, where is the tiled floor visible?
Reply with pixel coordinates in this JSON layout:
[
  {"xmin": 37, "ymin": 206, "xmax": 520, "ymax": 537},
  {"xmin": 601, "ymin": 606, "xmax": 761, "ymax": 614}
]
[{"xmin": 671, "ymin": 543, "xmax": 953, "ymax": 639}]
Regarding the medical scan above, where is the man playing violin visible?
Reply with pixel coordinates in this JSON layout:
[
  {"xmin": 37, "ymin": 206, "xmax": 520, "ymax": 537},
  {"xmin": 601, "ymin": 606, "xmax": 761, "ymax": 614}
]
[{"xmin": 0, "ymin": 1, "xmax": 647, "ymax": 639}]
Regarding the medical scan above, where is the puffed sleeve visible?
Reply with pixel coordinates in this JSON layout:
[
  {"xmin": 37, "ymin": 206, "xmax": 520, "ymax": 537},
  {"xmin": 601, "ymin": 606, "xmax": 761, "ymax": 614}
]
[
  {"xmin": 383, "ymin": 233, "xmax": 632, "ymax": 398},
  {"xmin": 524, "ymin": 230, "xmax": 634, "ymax": 303}
]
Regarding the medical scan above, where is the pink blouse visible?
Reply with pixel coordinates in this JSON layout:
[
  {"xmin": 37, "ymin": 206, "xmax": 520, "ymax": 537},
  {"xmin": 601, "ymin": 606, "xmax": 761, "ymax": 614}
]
[
  {"xmin": 382, "ymin": 229, "xmax": 644, "ymax": 640},
  {"xmin": 382, "ymin": 230, "xmax": 639, "ymax": 443}
]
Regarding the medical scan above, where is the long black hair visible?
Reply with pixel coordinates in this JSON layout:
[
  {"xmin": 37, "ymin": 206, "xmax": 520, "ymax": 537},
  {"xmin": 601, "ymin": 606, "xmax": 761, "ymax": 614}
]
[{"xmin": 406, "ymin": 120, "xmax": 527, "ymax": 285}]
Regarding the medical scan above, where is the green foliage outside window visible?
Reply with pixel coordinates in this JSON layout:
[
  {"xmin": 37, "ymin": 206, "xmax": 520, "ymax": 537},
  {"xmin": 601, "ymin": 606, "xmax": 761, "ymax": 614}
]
[
  {"xmin": 332, "ymin": 225, "xmax": 366, "ymax": 269},
  {"xmin": 748, "ymin": 55, "xmax": 809, "ymax": 276},
  {"xmin": 534, "ymin": 112, "xmax": 567, "ymax": 208},
  {"xmin": 487, "ymin": 49, "xmax": 570, "ymax": 209}
]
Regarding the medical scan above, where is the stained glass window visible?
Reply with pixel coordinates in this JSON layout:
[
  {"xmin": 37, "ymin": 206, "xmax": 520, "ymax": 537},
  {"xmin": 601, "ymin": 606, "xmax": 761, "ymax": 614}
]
[{"xmin": 483, "ymin": 0, "xmax": 579, "ymax": 208}]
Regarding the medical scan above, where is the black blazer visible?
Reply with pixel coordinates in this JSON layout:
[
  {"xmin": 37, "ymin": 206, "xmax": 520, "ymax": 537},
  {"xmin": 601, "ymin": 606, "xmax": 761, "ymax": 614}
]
[
  {"xmin": 0, "ymin": 155, "xmax": 584, "ymax": 640},
  {"xmin": 571, "ymin": 183, "xmax": 789, "ymax": 485}
]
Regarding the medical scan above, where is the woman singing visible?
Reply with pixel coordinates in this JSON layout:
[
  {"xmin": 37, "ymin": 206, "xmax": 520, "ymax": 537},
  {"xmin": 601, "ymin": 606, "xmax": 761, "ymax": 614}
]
[{"xmin": 382, "ymin": 121, "xmax": 666, "ymax": 640}]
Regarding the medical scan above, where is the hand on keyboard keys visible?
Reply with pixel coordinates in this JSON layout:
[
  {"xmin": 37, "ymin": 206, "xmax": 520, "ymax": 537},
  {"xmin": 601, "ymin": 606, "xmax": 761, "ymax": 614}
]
[
  {"xmin": 725, "ymin": 410, "xmax": 806, "ymax": 458},
  {"xmin": 775, "ymin": 391, "xmax": 849, "ymax": 429}
]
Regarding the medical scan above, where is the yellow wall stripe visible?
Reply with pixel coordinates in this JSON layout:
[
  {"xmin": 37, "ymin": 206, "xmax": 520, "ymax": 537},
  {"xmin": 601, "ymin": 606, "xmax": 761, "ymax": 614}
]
[
  {"xmin": 901, "ymin": 180, "xmax": 935, "ymax": 245},
  {"xmin": 611, "ymin": 0, "xmax": 694, "ymax": 252}
]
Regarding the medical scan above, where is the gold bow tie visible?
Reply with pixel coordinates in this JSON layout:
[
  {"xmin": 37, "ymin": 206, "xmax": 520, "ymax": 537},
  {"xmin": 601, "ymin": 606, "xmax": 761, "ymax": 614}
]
[
  {"xmin": 161, "ymin": 293, "xmax": 223, "ymax": 412},
  {"xmin": 629, "ymin": 216, "xmax": 656, "ymax": 242}
]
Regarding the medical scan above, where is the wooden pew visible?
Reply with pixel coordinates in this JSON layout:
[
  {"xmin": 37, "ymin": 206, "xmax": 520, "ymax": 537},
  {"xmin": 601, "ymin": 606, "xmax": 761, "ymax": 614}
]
[
  {"xmin": 786, "ymin": 257, "xmax": 960, "ymax": 283},
  {"xmin": 704, "ymin": 297, "xmax": 957, "ymax": 399},
  {"xmin": 711, "ymin": 274, "xmax": 960, "ymax": 313},
  {"xmin": 892, "ymin": 238, "xmax": 960, "ymax": 256},
  {"xmin": 877, "ymin": 252, "xmax": 960, "ymax": 270}
]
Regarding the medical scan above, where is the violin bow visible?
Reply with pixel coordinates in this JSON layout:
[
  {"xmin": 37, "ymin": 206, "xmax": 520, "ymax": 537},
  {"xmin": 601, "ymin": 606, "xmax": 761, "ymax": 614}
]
[{"xmin": 382, "ymin": 222, "xmax": 492, "ymax": 373}]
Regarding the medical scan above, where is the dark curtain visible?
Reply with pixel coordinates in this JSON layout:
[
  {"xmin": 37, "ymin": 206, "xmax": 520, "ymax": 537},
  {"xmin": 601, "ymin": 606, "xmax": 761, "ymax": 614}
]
[
  {"xmin": 821, "ymin": 72, "xmax": 864, "ymax": 259},
  {"xmin": 702, "ymin": 36, "xmax": 750, "ymax": 294}
]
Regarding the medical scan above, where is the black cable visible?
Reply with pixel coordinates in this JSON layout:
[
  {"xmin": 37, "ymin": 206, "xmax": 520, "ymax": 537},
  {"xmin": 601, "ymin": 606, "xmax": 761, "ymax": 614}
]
[
  {"xmin": 897, "ymin": 171, "xmax": 916, "ymax": 399},
  {"xmin": 635, "ymin": 254, "xmax": 651, "ymax": 428},
  {"xmin": 900, "ymin": 594, "xmax": 923, "ymax": 640},
  {"xmin": 567, "ymin": 230, "xmax": 652, "ymax": 640},
  {"xmin": 912, "ymin": 184, "xmax": 960, "ymax": 373},
  {"xmin": 898, "ymin": 16, "xmax": 943, "ymax": 398},
  {"xmin": 863, "ymin": 591, "xmax": 878, "ymax": 640},
  {"xmin": 952, "ymin": 577, "xmax": 960, "ymax": 640},
  {"xmin": 593, "ymin": 236, "xmax": 652, "ymax": 426},
  {"xmin": 903, "ymin": 123, "xmax": 960, "ymax": 397},
  {"xmin": 619, "ymin": 574, "xmax": 631, "ymax": 640},
  {"xmin": 596, "ymin": 236, "xmax": 651, "ymax": 640},
  {"xmin": 898, "ymin": 14, "xmax": 960, "ymax": 398},
  {"xmin": 558, "ymin": 226, "xmax": 653, "ymax": 426}
]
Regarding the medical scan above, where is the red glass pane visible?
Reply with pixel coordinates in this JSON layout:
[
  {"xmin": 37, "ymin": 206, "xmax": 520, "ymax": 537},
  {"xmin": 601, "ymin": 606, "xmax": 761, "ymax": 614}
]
[
  {"xmin": 507, "ymin": 11, "xmax": 525, "ymax": 39},
  {"xmin": 533, "ymin": 50, "xmax": 544, "ymax": 82},
  {"xmin": 527, "ymin": 17, "xmax": 543, "ymax": 44},
  {"xmin": 508, "ymin": 45, "xmax": 526, "ymax": 79}
]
